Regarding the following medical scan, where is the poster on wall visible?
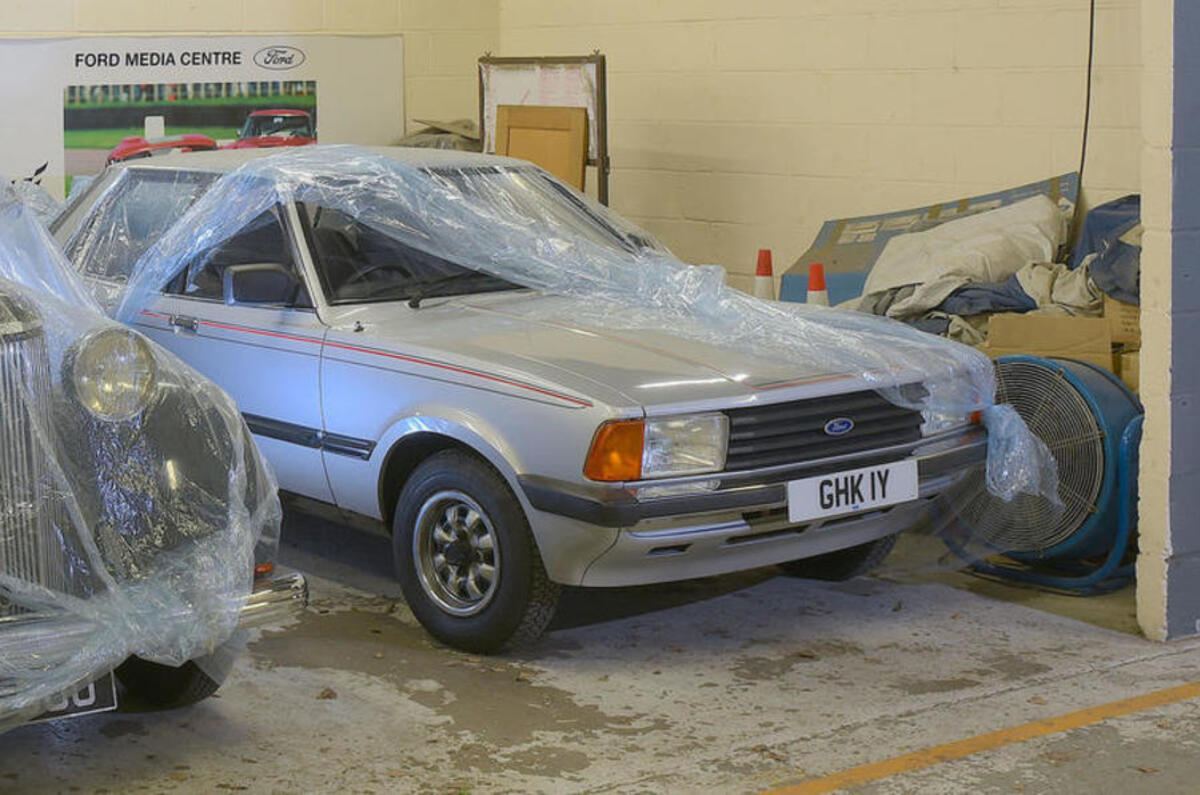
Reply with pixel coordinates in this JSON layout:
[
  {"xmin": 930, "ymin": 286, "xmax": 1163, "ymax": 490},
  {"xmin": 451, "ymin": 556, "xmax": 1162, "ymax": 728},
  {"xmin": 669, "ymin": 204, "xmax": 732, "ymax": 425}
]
[{"xmin": 0, "ymin": 35, "xmax": 403, "ymax": 197}]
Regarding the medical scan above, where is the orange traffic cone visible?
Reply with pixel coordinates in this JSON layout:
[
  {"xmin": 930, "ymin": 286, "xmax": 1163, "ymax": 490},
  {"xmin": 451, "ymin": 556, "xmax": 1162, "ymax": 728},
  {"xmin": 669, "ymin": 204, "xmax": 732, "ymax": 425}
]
[
  {"xmin": 754, "ymin": 249, "xmax": 775, "ymax": 300},
  {"xmin": 807, "ymin": 262, "xmax": 829, "ymax": 306}
]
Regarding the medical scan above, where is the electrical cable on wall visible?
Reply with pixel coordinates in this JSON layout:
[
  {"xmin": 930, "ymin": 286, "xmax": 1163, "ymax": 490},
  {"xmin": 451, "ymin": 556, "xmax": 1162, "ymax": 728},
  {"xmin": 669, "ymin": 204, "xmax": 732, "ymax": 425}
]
[{"xmin": 1077, "ymin": 0, "xmax": 1097, "ymax": 225}]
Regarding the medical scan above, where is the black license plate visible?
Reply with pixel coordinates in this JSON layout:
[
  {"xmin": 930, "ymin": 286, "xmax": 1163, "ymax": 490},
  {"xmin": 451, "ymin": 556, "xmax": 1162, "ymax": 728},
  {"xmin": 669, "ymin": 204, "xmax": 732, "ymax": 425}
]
[{"xmin": 32, "ymin": 672, "xmax": 118, "ymax": 724}]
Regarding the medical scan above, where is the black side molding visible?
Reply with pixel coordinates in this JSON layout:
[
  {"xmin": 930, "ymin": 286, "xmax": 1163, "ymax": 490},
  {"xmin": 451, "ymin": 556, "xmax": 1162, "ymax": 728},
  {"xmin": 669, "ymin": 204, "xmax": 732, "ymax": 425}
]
[{"xmin": 243, "ymin": 413, "xmax": 377, "ymax": 460}]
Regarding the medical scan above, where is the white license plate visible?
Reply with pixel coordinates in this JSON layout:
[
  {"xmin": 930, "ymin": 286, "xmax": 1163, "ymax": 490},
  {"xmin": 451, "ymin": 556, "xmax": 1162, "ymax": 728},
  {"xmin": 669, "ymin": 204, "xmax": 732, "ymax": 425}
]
[{"xmin": 787, "ymin": 459, "xmax": 919, "ymax": 524}]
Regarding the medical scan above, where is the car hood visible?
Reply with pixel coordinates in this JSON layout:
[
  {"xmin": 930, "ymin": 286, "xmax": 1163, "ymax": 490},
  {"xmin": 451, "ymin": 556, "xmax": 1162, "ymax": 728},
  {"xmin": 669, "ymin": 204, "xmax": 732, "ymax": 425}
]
[{"xmin": 323, "ymin": 291, "xmax": 894, "ymax": 414}]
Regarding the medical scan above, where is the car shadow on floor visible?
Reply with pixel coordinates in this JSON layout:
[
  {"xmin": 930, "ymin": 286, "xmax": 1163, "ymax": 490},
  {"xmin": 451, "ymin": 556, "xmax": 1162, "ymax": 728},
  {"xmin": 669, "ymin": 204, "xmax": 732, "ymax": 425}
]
[{"xmin": 278, "ymin": 504, "xmax": 780, "ymax": 632}]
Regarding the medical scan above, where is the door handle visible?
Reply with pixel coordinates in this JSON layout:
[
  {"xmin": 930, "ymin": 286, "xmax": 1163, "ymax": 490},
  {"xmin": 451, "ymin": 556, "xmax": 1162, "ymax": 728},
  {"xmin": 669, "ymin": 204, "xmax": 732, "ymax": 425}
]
[{"xmin": 169, "ymin": 314, "xmax": 199, "ymax": 332}]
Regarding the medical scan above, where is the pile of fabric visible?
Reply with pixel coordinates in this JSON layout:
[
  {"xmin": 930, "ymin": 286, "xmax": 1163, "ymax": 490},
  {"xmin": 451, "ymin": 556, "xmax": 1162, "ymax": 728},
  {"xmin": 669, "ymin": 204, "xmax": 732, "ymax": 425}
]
[{"xmin": 851, "ymin": 194, "xmax": 1140, "ymax": 344}]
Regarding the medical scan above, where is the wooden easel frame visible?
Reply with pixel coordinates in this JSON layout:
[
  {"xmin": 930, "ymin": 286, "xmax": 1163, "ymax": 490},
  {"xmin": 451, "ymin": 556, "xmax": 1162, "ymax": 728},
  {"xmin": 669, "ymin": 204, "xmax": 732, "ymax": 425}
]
[{"xmin": 478, "ymin": 53, "xmax": 610, "ymax": 205}]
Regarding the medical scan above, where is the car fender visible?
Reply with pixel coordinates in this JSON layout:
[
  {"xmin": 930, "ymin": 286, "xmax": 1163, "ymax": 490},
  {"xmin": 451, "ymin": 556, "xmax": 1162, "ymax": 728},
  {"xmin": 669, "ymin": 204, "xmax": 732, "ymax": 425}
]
[
  {"xmin": 364, "ymin": 407, "xmax": 619, "ymax": 586},
  {"xmin": 363, "ymin": 405, "xmax": 533, "ymax": 518},
  {"xmin": 379, "ymin": 407, "xmax": 523, "ymax": 482}
]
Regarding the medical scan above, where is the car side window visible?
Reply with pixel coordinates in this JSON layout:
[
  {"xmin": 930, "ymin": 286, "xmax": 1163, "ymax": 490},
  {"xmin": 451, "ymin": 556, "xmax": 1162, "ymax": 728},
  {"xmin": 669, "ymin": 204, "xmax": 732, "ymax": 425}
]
[
  {"xmin": 64, "ymin": 168, "xmax": 217, "ymax": 283},
  {"xmin": 172, "ymin": 206, "xmax": 313, "ymax": 309}
]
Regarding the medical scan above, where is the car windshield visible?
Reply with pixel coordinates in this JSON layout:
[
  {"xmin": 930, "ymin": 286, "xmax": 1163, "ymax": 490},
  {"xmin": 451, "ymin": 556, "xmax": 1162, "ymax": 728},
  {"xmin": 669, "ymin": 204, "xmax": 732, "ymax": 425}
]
[
  {"xmin": 242, "ymin": 114, "xmax": 312, "ymax": 138},
  {"xmin": 303, "ymin": 166, "xmax": 639, "ymax": 305}
]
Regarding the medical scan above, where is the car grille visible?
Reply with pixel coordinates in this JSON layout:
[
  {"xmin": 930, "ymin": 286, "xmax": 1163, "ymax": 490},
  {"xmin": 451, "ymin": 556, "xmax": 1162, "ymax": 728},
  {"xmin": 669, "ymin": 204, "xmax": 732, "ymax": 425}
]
[
  {"xmin": 0, "ymin": 290, "xmax": 65, "ymax": 616},
  {"xmin": 722, "ymin": 389, "xmax": 923, "ymax": 472}
]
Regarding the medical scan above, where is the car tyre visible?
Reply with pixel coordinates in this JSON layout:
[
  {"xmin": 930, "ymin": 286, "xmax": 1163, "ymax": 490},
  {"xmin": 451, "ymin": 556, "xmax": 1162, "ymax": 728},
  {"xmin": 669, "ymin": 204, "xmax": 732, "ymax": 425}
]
[
  {"xmin": 777, "ymin": 535, "xmax": 898, "ymax": 581},
  {"xmin": 115, "ymin": 657, "xmax": 221, "ymax": 709},
  {"xmin": 393, "ymin": 450, "xmax": 559, "ymax": 654}
]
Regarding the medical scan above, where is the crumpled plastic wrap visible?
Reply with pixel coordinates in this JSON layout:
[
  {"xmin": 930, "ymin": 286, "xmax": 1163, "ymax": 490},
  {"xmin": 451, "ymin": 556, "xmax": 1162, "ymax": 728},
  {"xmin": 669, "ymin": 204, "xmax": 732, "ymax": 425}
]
[
  {"xmin": 0, "ymin": 182, "xmax": 280, "ymax": 733},
  {"xmin": 63, "ymin": 167, "xmax": 218, "ymax": 312},
  {"xmin": 106, "ymin": 145, "xmax": 1058, "ymax": 506},
  {"xmin": 9, "ymin": 182, "xmax": 62, "ymax": 228}
]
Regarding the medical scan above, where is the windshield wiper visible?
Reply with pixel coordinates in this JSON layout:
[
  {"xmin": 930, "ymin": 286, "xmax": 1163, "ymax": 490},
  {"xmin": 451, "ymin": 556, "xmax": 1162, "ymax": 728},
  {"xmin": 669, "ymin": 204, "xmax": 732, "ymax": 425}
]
[{"xmin": 406, "ymin": 272, "xmax": 483, "ymax": 309}]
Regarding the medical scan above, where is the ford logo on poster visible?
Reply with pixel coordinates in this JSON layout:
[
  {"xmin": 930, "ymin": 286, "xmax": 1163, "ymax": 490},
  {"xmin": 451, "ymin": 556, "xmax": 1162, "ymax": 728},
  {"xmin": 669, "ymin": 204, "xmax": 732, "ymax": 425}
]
[
  {"xmin": 254, "ymin": 46, "xmax": 306, "ymax": 70},
  {"xmin": 823, "ymin": 417, "xmax": 855, "ymax": 436}
]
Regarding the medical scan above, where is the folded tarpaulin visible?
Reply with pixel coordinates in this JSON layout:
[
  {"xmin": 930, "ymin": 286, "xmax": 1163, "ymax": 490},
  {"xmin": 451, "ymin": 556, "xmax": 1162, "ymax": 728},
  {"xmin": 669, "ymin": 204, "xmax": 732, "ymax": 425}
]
[
  {"xmin": 1070, "ymin": 194, "xmax": 1140, "ymax": 305},
  {"xmin": 939, "ymin": 275, "xmax": 1037, "ymax": 317}
]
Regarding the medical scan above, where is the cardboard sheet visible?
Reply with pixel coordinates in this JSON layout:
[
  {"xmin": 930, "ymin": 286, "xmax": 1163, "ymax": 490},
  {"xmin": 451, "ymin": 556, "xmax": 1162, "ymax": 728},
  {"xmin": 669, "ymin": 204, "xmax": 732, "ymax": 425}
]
[{"xmin": 983, "ymin": 314, "xmax": 1113, "ymax": 371}]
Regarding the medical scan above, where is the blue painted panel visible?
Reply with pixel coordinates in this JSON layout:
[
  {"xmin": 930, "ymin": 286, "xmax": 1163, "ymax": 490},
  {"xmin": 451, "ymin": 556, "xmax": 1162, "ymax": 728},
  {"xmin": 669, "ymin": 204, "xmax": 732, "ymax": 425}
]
[{"xmin": 779, "ymin": 271, "xmax": 868, "ymax": 306}]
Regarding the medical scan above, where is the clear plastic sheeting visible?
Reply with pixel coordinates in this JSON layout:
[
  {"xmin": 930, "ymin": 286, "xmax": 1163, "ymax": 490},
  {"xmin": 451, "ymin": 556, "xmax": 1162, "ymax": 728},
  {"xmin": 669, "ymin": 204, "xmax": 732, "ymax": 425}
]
[
  {"xmin": 66, "ymin": 168, "xmax": 219, "ymax": 312},
  {"xmin": 9, "ymin": 182, "xmax": 62, "ymax": 228},
  {"xmin": 65, "ymin": 175, "xmax": 93, "ymax": 205},
  {"xmin": 111, "ymin": 145, "xmax": 1058, "ymax": 506},
  {"xmin": 0, "ymin": 181, "xmax": 280, "ymax": 733}
]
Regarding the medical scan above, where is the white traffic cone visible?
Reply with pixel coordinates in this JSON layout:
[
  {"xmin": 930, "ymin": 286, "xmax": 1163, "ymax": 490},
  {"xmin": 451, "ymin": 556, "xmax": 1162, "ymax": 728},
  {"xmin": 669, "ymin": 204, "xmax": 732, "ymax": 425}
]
[
  {"xmin": 754, "ymin": 249, "xmax": 775, "ymax": 300},
  {"xmin": 806, "ymin": 262, "xmax": 829, "ymax": 306}
]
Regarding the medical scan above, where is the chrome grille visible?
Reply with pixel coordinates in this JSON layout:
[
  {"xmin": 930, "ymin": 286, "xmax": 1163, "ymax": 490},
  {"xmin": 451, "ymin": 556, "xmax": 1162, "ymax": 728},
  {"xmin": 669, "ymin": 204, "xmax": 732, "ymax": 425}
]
[
  {"xmin": 0, "ymin": 290, "xmax": 64, "ymax": 616},
  {"xmin": 722, "ymin": 390, "xmax": 923, "ymax": 472}
]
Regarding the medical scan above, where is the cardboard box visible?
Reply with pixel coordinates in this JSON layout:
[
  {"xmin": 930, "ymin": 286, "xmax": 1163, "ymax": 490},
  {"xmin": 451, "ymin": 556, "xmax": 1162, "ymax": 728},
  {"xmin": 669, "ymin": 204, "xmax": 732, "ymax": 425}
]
[
  {"xmin": 984, "ymin": 313, "xmax": 1113, "ymax": 371},
  {"xmin": 1116, "ymin": 348, "xmax": 1140, "ymax": 395},
  {"xmin": 1103, "ymin": 294, "xmax": 1140, "ymax": 346}
]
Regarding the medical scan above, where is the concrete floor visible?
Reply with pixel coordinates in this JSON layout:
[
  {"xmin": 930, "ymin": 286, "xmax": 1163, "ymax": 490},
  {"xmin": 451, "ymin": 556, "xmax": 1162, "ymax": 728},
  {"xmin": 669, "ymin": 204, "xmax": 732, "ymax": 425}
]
[{"xmin": 2, "ymin": 513, "xmax": 1197, "ymax": 794}]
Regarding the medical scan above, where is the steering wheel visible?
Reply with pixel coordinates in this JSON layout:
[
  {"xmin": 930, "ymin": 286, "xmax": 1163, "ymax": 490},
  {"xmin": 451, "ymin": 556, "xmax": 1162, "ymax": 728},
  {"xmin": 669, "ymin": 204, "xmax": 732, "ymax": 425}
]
[{"xmin": 340, "ymin": 262, "xmax": 413, "ymax": 290}]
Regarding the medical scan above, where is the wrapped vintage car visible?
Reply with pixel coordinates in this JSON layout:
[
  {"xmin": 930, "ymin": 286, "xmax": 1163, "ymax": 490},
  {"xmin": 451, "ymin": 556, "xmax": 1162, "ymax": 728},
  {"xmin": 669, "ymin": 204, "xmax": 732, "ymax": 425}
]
[
  {"xmin": 0, "ymin": 182, "xmax": 304, "ymax": 733},
  {"xmin": 55, "ymin": 146, "xmax": 1057, "ymax": 653}
]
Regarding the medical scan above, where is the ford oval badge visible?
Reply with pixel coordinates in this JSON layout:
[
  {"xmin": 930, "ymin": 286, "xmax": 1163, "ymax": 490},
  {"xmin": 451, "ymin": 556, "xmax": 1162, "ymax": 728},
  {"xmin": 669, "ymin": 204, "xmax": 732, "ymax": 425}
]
[
  {"xmin": 254, "ymin": 46, "xmax": 306, "ymax": 70},
  {"xmin": 824, "ymin": 417, "xmax": 855, "ymax": 436}
]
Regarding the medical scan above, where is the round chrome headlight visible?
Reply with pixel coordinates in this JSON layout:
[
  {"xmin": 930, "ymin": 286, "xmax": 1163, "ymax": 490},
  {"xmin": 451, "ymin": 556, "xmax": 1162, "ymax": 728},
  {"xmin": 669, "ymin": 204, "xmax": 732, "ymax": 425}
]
[{"xmin": 69, "ymin": 327, "xmax": 157, "ymax": 421}]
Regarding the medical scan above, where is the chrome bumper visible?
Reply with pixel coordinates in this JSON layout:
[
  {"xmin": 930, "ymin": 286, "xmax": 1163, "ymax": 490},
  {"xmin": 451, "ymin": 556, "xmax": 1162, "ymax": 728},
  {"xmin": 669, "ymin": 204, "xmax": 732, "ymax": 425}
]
[
  {"xmin": 0, "ymin": 572, "xmax": 307, "ymax": 669},
  {"xmin": 238, "ymin": 571, "xmax": 308, "ymax": 628},
  {"xmin": 521, "ymin": 425, "xmax": 987, "ymax": 587}
]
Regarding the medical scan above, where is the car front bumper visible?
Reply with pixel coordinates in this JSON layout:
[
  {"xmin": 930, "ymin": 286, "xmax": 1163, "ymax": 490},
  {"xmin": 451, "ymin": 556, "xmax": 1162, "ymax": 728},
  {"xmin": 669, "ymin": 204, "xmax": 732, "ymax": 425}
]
[
  {"xmin": 520, "ymin": 425, "xmax": 987, "ymax": 587},
  {"xmin": 0, "ymin": 572, "xmax": 308, "ymax": 674}
]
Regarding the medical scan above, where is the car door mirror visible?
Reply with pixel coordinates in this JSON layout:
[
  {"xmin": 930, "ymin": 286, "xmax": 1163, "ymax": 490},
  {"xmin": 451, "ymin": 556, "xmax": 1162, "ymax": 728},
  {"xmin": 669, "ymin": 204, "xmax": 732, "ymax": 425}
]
[{"xmin": 223, "ymin": 263, "xmax": 298, "ymax": 306}]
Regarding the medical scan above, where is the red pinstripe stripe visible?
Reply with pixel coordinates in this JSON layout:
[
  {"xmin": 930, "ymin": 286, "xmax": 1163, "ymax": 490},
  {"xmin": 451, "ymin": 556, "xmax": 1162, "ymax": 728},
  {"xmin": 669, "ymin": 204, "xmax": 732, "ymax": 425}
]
[{"xmin": 139, "ymin": 311, "xmax": 593, "ymax": 407}]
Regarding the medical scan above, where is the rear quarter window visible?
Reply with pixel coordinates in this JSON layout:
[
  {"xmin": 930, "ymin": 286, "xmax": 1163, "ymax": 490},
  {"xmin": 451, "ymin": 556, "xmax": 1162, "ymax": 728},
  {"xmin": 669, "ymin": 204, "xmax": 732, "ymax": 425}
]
[{"xmin": 64, "ymin": 168, "xmax": 218, "ymax": 283}]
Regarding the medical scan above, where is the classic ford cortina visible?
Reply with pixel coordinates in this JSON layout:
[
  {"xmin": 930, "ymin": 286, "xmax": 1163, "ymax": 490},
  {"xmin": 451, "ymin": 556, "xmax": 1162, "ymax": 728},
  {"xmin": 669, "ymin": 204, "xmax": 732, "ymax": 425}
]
[{"xmin": 53, "ymin": 146, "xmax": 997, "ymax": 652}]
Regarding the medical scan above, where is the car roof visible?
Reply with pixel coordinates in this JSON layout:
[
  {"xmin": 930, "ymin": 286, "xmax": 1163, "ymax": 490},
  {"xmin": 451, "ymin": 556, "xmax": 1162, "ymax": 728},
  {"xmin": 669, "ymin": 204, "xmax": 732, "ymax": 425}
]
[{"xmin": 107, "ymin": 145, "xmax": 529, "ymax": 175}]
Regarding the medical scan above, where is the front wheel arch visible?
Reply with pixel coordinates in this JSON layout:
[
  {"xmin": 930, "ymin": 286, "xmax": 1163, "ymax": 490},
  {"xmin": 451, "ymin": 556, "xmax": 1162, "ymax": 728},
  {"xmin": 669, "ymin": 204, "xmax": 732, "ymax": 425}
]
[{"xmin": 377, "ymin": 432, "xmax": 472, "ymax": 528}]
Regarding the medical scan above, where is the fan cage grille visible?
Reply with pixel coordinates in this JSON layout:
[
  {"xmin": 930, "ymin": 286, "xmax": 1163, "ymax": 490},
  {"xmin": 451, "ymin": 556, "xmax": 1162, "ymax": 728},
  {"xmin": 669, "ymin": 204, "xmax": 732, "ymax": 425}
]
[{"xmin": 955, "ymin": 360, "xmax": 1106, "ymax": 553}]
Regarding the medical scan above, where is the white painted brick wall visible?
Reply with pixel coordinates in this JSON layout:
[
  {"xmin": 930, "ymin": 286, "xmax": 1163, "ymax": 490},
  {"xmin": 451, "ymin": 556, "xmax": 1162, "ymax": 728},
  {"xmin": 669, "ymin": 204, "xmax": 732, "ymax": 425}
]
[
  {"xmin": 499, "ymin": 0, "xmax": 1143, "ymax": 289},
  {"xmin": 1135, "ymin": 0, "xmax": 1171, "ymax": 641}
]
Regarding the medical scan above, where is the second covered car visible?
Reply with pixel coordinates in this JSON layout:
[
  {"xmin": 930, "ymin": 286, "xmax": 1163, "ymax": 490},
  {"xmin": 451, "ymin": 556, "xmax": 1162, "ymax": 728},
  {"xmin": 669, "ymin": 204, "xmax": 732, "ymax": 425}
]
[
  {"xmin": 53, "ymin": 146, "xmax": 1053, "ymax": 652},
  {"xmin": 0, "ymin": 180, "xmax": 305, "ymax": 733}
]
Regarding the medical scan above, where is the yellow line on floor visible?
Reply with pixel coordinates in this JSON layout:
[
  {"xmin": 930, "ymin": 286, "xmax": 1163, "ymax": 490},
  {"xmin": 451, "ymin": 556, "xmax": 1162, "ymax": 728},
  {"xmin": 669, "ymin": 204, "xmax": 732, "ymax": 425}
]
[{"xmin": 767, "ymin": 679, "xmax": 1200, "ymax": 794}]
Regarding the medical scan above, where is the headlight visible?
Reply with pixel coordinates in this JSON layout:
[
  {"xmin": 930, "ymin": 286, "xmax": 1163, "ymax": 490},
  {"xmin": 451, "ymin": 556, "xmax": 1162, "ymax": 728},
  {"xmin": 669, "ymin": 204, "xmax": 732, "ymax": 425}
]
[
  {"xmin": 920, "ymin": 408, "xmax": 982, "ymax": 435},
  {"xmin": 584, "ymin": 413, "xmax": 729, "ymax": 481},
  {"xmin": 643, "ymin": 414, "xmax": 729, "ymax": 477},
  {"xmin": 68, "ymin": 327, "xmax": 157, "ymax": 421},
  {"xmin": 892, "ymin": 381, "xmax": 980, "ymax": 435}
]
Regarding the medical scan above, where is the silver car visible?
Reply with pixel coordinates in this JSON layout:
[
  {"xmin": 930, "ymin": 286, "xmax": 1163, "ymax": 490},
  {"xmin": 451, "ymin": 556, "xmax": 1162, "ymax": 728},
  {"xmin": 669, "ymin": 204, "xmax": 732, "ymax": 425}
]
[{"xmin": 54, "ymin": 148, "xmax": 987, "ymax": 652}]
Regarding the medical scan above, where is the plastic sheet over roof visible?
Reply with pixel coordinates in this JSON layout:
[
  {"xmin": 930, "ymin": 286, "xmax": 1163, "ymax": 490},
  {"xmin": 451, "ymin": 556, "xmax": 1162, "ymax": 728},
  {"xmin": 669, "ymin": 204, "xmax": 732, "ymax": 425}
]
[
  {"xmin": 10, "ymin": 181, "xmax": 62, "ymax": 228},
  {"xmin": 0, "ymin": 181, "xmax": 279, "ymax": 732},
  {"xmin": 113, "ymin": 145, "xmax": 1057, "ymax": 503}
]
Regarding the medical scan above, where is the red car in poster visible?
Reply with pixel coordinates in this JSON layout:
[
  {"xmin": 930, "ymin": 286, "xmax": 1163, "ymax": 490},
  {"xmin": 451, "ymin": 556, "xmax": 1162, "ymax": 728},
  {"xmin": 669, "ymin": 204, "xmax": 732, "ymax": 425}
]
[
  {"xmin": 106, "ymin": 134, "xmax": 218, "ymax": 165},
  {"xmin": 222, "ymin": 109, "xmax": 316, "ymax": 149}
]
